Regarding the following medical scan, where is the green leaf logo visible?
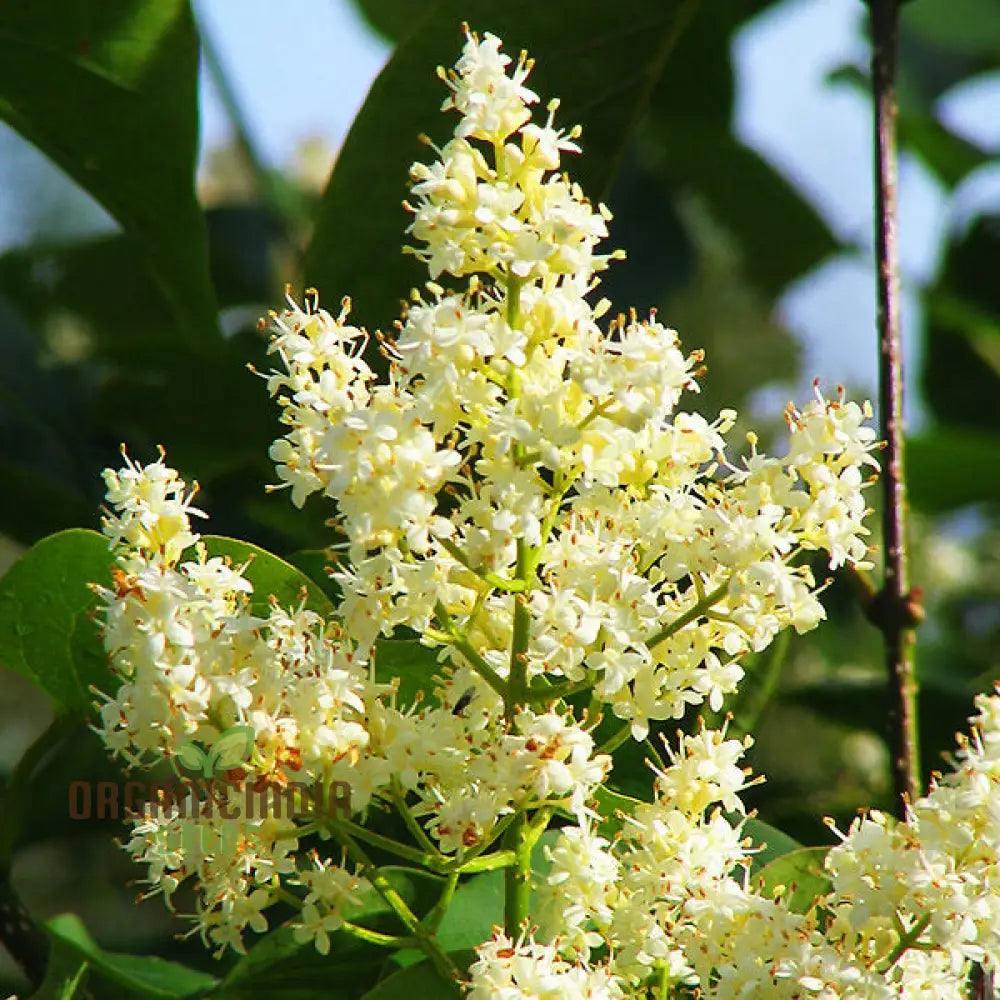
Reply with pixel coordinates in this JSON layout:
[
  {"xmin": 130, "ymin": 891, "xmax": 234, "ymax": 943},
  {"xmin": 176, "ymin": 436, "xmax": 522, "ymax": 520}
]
[
  {"xmin": 210, "ymin": 726, "xmax": 256, "ymax": 772},
  {"xmin": 173, "ymin": 725, "xmax": 255, "ymax": 778},
  {"xmin": 174, "ymin": 742, "xmax": 210, "ymax": 775}
]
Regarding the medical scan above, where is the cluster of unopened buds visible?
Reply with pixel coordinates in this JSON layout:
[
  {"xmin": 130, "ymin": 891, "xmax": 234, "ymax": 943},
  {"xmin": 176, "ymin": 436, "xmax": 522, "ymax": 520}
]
[{"xmin": 91, "ymin": 25, "xmax": 999, "ymax": 998}]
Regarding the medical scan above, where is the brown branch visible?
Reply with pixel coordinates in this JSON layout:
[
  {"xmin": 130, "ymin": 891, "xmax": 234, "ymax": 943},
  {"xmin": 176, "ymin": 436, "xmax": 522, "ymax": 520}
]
[{"xmin": 869, "ymin": 0, "xmax": 921, "ymax": 815}]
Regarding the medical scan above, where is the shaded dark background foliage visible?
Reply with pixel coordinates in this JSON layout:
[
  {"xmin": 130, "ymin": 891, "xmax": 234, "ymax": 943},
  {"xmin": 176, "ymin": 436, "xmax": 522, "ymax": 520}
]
[{"xmin": 1, "ymin": 0, "xmax": 999, "ymax": 996}]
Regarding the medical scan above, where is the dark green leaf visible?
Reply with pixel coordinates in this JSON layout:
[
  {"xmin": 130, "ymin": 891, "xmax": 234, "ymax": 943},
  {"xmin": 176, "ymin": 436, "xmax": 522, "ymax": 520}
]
[
  {"xmin": 215, "ymin": 924, "xmax": 386, "ymax": 1000},
  {"xmin": 902, "ymin": 0, "xmax": 1000, "ymax": 56},
  {"xmin": 426, "ymin": 830, "xmax": 559, "ymax": 956},
  {"xmin": 592, "ymin": 785, "xmax": 643, "ymax": 841},
  {"xmin": 306, "ymin": 0, "xmax": 698, "ymax": 334},
  {"xmin": 639, "ymin": 4, "xmax": 837, "ymax": 295},
  {"xmin": 201, "ymin": 536, "xmax": 335, "ymax": 618},
  {"xmin": 651, "ymin": 133, "xmax": 837, "ymax": 296},
  {"xmin": 922, "ymin": 217, "xmax": 1000, "ymax": 439},
  {"xmin": 0, "ymin": 0, "xmax": 220, "ymax": 345},
  {"xmin": 44, "ymin": 913, "xmax": 217, "ymax": 999},
  {"xmin": 285, "ymin": 549, "xmax": 344, "ymax": 606},
  {"xmin": 0, "ymin": 528, "xmax": 113, "ymax": 713},
  {"xmin": 702, "ymin": 632, "xmax": 789, "ymax": 736},
  {"xmin": 361, "ymin": 953, "xmax": 470, "ymax": 1000},
  {"xmin": 742, "ymin": 817, "xmax": 802, "ymax": 875},
  {"xmin": 827, "ymin": 63, "xmax": 990, "ymax": 186},
  {"xmin": 93, "ymin": 343, "xmax": 276, "ymax": 485},
  {"xmin": 33, "ymin": 943, "xmax": 89, "ymax": 1000},
  {"xmin": 13, "ymin": 722, "xmax": 134, "ymax": 851},
  {"xmin": 349, "ymin": 0, "xmax": 412, "ymax": 43},
  {"xmin": 217, "ymin": 868, "xmax": 442, "ymax": 999},
  {"xmin": 372, "ymin": 638, "xmax": 442, "ymax": 706},
  {"xmin": 907, "ymin": 429, "xmax": 1000, "ymax": 512},
  {"xmin": 753, "ymin": 846, "xmax": 831, "ymax": 915}
]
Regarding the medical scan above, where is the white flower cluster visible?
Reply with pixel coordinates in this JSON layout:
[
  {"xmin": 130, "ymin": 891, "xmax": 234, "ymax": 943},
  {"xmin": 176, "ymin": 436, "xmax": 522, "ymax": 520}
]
[
  {"xmin": 467, "ymin": 930, "xmax": 624, "ymax": 1000},
  {"xmin": 263, "ymin": 27, "xmax": 880, "ymax": 746},
  {"xmin": 92, "ymin": 24, "xmax": 897, "ymax": 989},
  {"xmin": 824, "ymin": 690, "xmax": 1000, "ymax": 991},
  {"xmin": 95, "ymin": 450, "xmax": 610, "ymax": 949},
  {"xmin": 525, "ymin": 698, "xmax": 1000, "ymax": 997},
  {"xmin": 97, "ymin": 450, "xmax": 377, "ymax": 774}
]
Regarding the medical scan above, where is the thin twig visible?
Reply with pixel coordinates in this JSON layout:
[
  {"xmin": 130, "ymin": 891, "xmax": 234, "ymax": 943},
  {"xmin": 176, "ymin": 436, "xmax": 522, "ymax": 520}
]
[{"xmin": 869, "ymin": 0, "xmax": 921, "ymax": 814}]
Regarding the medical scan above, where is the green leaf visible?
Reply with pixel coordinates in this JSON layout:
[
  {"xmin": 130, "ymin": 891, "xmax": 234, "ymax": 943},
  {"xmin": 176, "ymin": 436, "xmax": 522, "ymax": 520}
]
[
  {"xmin": 897, "ymin": 113, "xmax": 989, "ymax": 187},
  {"xmin": 349, "ymin": 0, "xmax": 412, "ymax": 42},
  {"xmin": 305, "ymin": 0, "xmax": 698, "ymax": 334},
  {"xmin": 217, "ymin": 868, "xmax": 442, "ymax": 999},
  {"xmin": 637, "ymin": 3, "xmax": 836, "ymax": 296},
  {"xmin": 372, "ymin": 637, "xmax": 442, "ymax": 706},
  {"xmin": 592, "ymin": 785, "xmax": 644, "ymax": 841},
  {"xmin": 922, "ymin": 217, "xmax": 1000, "ymax": 435},
  {"xmin": 753, "ymin": 846, "xmax": 831, "ymax": 915},
  {"xmin": 907, "ymin": 429, "xmax": 1000, "ymax": 512},
  {"xmin": 43, "ymin": 913, "xmax": 217, "ymax": 999},
  {"xmin": 0, "ymin": 0, "xmax": 220, "ymax": 345},
  {"xmin": 215, "ymin": 925, "xmax": 386, "ymax": 1000},
  {"xmin": 33, "ymin": 944, "xmax": 89, "ymax": 1000},
  {"xmin": 201, "ymin": 536, "xmax": 335, "ymax": 618},
  {"xmin": 702, "ymin": 631, "xmax": 789, "ymax": 737},
  {"xmin": 742, "ymin": 817, "xmax": 803, "ymax": 875},
  {"xmin": 0, "ymin": 528, "xmax": 113, "ymax": 713},
  {"xmin": 902, "ymin": 0, "xmax": 1000, "ymax": 56},
  {"xmin": 427, "ymin": 830, "xmax": 559, "ymax": 956},
  {"xmin": 652, "ymin": 132, "xmax": 837, "ymax": 296},
  {"xmin": 362, "ymin": 953, "xmax": 471, "ymax": 1000},
  {"xmin": 286, "ymin": 549, "xmax": 344, "ymax": 606},
  {"xmin": 785, "ymin": 676, "xmax": 889, "ymax": 734}
]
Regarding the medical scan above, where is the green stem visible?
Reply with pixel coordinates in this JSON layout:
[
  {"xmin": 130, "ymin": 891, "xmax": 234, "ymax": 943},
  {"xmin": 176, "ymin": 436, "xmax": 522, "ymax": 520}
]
[
  {"xmin": 421, "ymin": 871, "xmax": 460, "ymax": 936},
  {"xmin": 391, "ymin": 781, "xmax": 443, "ymax": 860},
  {"xmin": 341, "ymin": 922, "xmax": 411, "ymax": 948},
  {"xmin": 455, "ymin": 849, "xmax": 516, "ymax": 875},
  {"xmin": 434, "ymin": 601, "xmax": 508, "ymax": 699},
  {"xmin": 503, "ymin": 814, "xmax": 532, "ymax": 937},
  {"xmin": 337, "ymin": 832, "xmax": 459, "ymax": 982},
  {"xmin": 525, "ymin": 673, "xmax": 597, "ymax": 704},
  {"xmin": 449, "ymin": 811, "xmax": 521, "ymax": 867},
  {"xmin": 878, "ymin": 913, "xmax": 931, "ymax": 973},
  {"xmin": 437, "ymin": 535, "xmax": 529, "ymax": 592},
  {"xmin": 577, "ymin": 398, "xmax": 612, "ymax": 431},
  {"xmin": 508, "ymin": 592, "xmax": 530, "ymax": 717},
  {"xmin": 323, "ymin": 815, "xmax": 447, "ymax": 872},
  {"xmin": 499, "ymin": 272, "xmax": 545, "ymax": 938},
  {"xmin": 645, "ymin": 579, "xmax": 731, "ymax": 650}
]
